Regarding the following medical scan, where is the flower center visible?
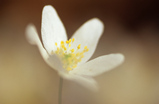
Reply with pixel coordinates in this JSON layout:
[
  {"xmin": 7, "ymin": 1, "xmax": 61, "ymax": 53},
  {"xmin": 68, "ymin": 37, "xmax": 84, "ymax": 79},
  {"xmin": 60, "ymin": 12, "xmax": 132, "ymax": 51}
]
[{"xmin": 52, "ymin": 38, "xmax": 89, "ymax": 71}]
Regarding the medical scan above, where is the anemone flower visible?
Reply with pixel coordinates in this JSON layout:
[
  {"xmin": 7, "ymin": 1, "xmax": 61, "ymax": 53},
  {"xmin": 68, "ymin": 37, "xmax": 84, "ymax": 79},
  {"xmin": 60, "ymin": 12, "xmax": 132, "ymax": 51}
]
[{"xmin": 26, "ymin": 5, "xmax": 124, "ymax": 91}]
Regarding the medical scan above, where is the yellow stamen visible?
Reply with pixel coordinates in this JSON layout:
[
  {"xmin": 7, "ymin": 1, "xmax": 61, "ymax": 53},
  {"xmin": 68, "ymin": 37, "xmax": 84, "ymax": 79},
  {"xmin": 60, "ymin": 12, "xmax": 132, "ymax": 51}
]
[
  {"xmin": 66, "ymin": 40, "xmax": 69, "ymax": 44},
  {"xmin": 77, "ymin": 44, "xmax": 81, "ymax": 49},
  {"xmin": 69, "ymin": 39, "xmax": 71, "ymax": 43},
  {"xmin": 61, "ymin": 41, "xmax": 64, "ymax": 44},
  {"xmin": 64, "ymin": 47, "xmax": 67, "ymax": 50},
  {"xmin": 53, "ymin": 40, "xmax": 89, "ymax": 71},
  {"xmin": 84, "ymin": 46, "xmax": 89, "ymax": 52},
  {"xmin": 55, "ymin": 42, "xmax": 57, "ymax": 46},
  {"xmin": 69, "ymin": 43, "xmax": 71, "ymax": 47},
  {"xmin": 71, "ymin": 49, "xmax": 74, "ymax": 53},
  {"xmin": 84, "ymin": 46, "xmax": 88, "ymax": 49},
  {"xmin": 72, "ymin": 38, "xmax": 75, "ymax": 42}
]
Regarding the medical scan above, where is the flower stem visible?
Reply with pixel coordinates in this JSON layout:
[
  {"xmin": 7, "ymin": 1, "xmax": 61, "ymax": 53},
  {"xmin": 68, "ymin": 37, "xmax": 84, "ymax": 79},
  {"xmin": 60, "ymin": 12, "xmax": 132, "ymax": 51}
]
[{"xmin": 58, "ymin": 77, "xmax": 63, "ymax": 104}]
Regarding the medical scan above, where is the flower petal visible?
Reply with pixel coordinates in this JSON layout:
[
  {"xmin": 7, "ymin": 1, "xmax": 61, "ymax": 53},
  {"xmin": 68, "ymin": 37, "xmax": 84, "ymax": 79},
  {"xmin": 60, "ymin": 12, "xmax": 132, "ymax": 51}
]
[
  {"xmin": 71, "ymin": 54, "xmax": 124, "ymax": 77},
  {"xmin": 59, "ymin": 72, "xmax": 98, "ymax": 91},
  {"xmin": 71, "ymin": 18, "xmax": 104, "ymax": 64},
  {"xmin": 41, "ymin": 5, "xmax": 67, "ymax": 54},
  {"xmin": 26, "ymin": 24, "xmax": 63, "ymax": 71},
  {"xmin": 26, "ymin": 24, "xmax": 49, "ymax": 59}
]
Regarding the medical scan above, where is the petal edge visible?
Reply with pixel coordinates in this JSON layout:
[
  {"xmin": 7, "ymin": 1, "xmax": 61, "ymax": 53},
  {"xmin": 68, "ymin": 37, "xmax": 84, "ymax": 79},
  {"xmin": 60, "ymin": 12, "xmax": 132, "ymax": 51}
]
[
  {"xmin": 71, "ymin": 53, "xmax": 124, "ymax": 77},
  {"xmin": 71, "ymin": 18, "xmax": 104, "ymax": 64},
  {"xmin": 41, "ymin": 5, "xmax": 67, "ymax": 54}
]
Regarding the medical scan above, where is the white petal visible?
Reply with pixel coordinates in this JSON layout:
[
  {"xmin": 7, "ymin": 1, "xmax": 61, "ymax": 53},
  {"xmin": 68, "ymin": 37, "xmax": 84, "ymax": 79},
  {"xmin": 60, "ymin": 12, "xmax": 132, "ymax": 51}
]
[
  {"xmin": 71, "ymin": 54, "xmax": 124, "ymax": 77},
  {"xmin": 26, "ymin": 24, "xmax": 49, "ymax": 59},
  {"xmin": 41, "ymin": 5, "xmax": 67, "ymax": 54},
  {"xmin": 26, "ymin": 24, "xmax": 63, "ymax": 71},
  {"xmin": 47, "ymin": 54, "xmax": 65, "ymax": 72},
  {"xmin": 71, "ymin": 18, "xmax": 104, "ymax": 64},
  {"xmin": 59, "ymin": 72, "xmax": 98, "ymax": 91}
]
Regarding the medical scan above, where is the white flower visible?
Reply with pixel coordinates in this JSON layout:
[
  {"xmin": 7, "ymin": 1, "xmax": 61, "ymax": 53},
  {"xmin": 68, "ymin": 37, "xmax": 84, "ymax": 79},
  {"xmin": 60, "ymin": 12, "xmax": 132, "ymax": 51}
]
[{"xmin": 26, "ymin": 5, "xmax": 124, "ymax": 91}]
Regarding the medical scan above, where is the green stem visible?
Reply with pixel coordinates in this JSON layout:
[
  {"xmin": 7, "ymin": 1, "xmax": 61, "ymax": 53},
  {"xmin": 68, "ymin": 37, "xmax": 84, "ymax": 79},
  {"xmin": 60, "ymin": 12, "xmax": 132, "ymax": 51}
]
[{"xmin": 58, "ymin": 77, "xmax": 63, "ymax": 104}]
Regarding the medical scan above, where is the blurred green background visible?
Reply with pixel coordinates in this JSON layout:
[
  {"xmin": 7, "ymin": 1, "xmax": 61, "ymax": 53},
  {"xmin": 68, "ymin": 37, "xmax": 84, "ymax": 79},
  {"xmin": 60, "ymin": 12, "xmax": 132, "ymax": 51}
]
[{"xmin": 0, "ymin": 0, "xmax": 159, "ymax": 104}]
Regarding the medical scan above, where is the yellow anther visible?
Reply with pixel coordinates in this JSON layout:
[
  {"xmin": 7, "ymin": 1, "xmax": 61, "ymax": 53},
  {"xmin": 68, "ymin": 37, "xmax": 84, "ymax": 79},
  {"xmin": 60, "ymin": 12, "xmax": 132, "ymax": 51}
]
[
  {"xmin": 77, "ymin": 44, "xmax": 81, "ymax": 49},
  {"xmin": 69, "ymin": 39, "xmax": 71, "ymax": 43},
  {"xmin": 84, "ymin": 46, "xmax": 88, "ymax": 49},
  {"xmin": 71, "ymin": 49, "xmax": 74, "ymax": 53},
  {"xmin": 55, "ymin": 42, "xmax": 57, "ymax": 46},
  {"xmin": 66, "ymin": 40, "xmax": 69, "ymax": 44},
  {"xmin": 64, "ymin": 47, "xmax": 67, "ymax": 50},
  {"xmin": 61, "ymin": 41, "xmax": 64, "ymax": 44},
  {"xmin": 72, "ymin": 38, "xmax": 75, "ymax": 42},
  {"xmin": 85, "ymin": 49, "xmax": 89, "ymax": 52},
  {"xmin": 69, "ymin": 43, "xmax": 71, "ymax": 47},
  {"xmin": 83, "ymin": 46, "xmax": 89, "ymax": 52}
]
